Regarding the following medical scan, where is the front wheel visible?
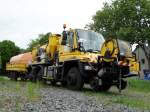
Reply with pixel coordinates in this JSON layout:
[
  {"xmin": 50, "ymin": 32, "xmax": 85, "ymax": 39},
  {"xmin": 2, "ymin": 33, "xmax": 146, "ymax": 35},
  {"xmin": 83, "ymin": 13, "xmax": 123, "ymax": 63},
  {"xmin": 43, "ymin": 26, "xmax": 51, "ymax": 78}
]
[
  {"xmin": 51, "ymin": 80, "xmax": 57, "ymax": 86},
  {"xmin": 66, "ymin": 67, "xmax": 84, "ymax": 90}
]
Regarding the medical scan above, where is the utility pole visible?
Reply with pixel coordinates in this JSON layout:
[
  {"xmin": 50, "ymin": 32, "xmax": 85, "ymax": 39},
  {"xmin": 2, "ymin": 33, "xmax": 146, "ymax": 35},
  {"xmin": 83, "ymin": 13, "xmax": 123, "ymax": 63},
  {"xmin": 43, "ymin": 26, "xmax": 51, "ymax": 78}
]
[{"xmin": 136, "ymin": 0, "xmax": 141, "ymax": 78}]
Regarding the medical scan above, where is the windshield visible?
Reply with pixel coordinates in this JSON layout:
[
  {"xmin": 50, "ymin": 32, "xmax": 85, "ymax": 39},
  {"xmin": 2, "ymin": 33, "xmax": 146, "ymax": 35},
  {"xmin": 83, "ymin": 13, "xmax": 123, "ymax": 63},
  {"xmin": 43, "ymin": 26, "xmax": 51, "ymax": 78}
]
[
  {"xmin": 118, "ymin": 40, "xmax": 132, "ymax": 57},
  {"xmin": 77, "ymin": 29, "xmax": 105, "ymax": 52}
]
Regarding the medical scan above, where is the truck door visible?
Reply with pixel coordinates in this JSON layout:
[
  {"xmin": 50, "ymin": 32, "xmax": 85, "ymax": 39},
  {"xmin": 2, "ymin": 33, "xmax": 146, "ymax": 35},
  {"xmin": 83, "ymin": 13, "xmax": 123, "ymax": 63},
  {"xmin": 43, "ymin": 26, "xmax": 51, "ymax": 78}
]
[{"xmin": 59, "ymin": 31, "xmax": 77, "ymax": 62}]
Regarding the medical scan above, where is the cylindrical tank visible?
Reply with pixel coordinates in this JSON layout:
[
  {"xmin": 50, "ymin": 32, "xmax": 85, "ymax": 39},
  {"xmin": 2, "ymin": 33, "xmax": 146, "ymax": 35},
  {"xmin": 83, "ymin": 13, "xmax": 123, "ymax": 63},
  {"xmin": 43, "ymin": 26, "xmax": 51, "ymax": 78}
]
[
  {"xmin": 31, "ymin": 34, "xmax": 61, "ymax": 63},
  {"xmin": 10, "ymin": 52, "xmax": 32, "ymax": 64},
  {"xmin": 46, "ymin": 34, "xmax": 60, "ymax": 60}
]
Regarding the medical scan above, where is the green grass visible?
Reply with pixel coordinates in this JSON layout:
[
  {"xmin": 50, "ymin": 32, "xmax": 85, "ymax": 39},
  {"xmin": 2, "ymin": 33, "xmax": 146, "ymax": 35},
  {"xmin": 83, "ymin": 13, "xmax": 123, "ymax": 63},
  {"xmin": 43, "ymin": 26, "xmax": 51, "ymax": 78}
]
[
  {"xmin": 0, "ymin": 78, "xmax": 42, "ymax": 101},
  {"xmin": 0, "ymin": 76, "xmax": 9, "ymax": 81},
  {"xmin": 85, "ymin": 78, "xmax": 150, "ymax": 110},
  {"xmin": 0, "ymin": 76, "xmax": 44, "ymax": 111},
  {"xmin": 128, "ymin": 79, "xmax": 150, "ymax": 92},
  {"xmin": 26, "ymin": 81, "xmax": 42, "ymax": 101},
  {"xmin": 0, "ymin": 76, "xmax": 150, "ymax": 110}
]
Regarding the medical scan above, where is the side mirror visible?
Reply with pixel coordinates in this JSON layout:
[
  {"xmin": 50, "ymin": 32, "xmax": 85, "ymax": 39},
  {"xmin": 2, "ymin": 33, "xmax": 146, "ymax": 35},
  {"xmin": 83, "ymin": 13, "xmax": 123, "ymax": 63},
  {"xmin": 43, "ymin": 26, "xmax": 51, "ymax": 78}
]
[
  {"xmin": 78, "ymin": 42, "xmax": 82, "ymax": 47},
  {"xmin": 61, "ymin": 31, "xmax": 67, "ymax": 45},
  {"xmin": 78, "ymin": 42, "xmax": 84, "ymax": 51}
]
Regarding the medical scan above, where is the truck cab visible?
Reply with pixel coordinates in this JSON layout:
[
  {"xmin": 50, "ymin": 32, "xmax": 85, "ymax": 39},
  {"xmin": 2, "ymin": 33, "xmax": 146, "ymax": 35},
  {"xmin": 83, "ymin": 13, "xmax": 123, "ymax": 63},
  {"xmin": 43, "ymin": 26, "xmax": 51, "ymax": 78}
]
[{"xmin": 59, "ymin": 29, "xmax": 105, "ymax": 63}]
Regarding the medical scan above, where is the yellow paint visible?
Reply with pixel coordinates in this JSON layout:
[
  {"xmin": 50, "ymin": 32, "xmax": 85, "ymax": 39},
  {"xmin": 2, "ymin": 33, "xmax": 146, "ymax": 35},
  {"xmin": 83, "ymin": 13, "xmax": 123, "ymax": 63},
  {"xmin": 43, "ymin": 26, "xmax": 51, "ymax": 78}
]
[
  {"xmin": 101, "ymin": 39, "xmax": 118, "ymax": 62},
  {"xmin": 32, "ymin": 34, "xmax": 60, "ymax": 63},
  {"xmin": 8, "ymin": 28, "xmax": 139, "ymax": 76},
  {"xmin": 6, "ymin": 63, "xmax": 28, "ymax": 72},
  {"xmin": 128, "ymin": 57, "xmax": 140, "ymax": 74}
]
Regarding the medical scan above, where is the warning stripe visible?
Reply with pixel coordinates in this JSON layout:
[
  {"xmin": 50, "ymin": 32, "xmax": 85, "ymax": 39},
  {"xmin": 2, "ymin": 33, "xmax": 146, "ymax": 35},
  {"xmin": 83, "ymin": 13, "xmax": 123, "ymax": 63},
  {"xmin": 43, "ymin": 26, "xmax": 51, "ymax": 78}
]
[
  {"xmin": 118, "ymin": 61, "xmax": 124, "ymax": 65},
  {"xmin": 118, "ymin": 61, "xmax": 130, "ymax": 66}
]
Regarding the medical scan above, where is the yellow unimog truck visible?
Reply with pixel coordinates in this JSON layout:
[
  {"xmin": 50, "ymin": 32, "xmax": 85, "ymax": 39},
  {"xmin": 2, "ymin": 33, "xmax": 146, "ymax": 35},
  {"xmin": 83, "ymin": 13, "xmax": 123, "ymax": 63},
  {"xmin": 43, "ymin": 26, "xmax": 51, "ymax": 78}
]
[{"xmin": 29, "ymin": 25, "xmax": 139, "ymax": 91}]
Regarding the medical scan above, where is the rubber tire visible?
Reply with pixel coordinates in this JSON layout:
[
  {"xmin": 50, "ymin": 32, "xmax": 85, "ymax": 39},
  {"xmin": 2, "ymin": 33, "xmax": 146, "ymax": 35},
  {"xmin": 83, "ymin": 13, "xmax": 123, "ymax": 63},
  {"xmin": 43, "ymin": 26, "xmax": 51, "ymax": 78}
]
[
  {"xmin": 42, "ymin": 79, "xmax": 47, "ymax": 84},
  {"xmin": 61, "ymin": 81, "xmax": 67, "ymax": 87},
  {"xmin": 90, "ymin": 77, "xmax": 111, "ymax": 92},
  {"xmin": 12, "ymin": 72, "xmax": 18, "ymax": 81},
  {"xmin": 91, "ymin": 83, "xmax": 111, "ymax": 92},
  {"xmin": 90, "ymin": 77, "xmax": 100, "ymax": 91},
  {"xmin": 99, "ymin": 84, "xmax": 111, "ymax": 92},
  {"xmin": 29, "ymin": 67, "xmax": 38, "ymax": 82},
  {"xmin": 37, "ymin": 68, "xmax": 43, "ymax": 81},
  {"xmin": 9, "ymin": 72, "xmax": 14, "ymax": 80},
  {"xmin": 20, "ymin": 74, "xmax": 27, "ymax": 81},
  {"xmin": 61, "ymin": 75, "xmax": 67, "ymax": 87},
  {"xmin": 117, "ymin": 79, "xmax": 127, "ymax": 90},
  {"xmin": 66, "ymin": 67, "xmax": 84, "ymax": 90},
  {"xmin": 51, "ymin": 80, "xmax": 57, "ymax": 86}
]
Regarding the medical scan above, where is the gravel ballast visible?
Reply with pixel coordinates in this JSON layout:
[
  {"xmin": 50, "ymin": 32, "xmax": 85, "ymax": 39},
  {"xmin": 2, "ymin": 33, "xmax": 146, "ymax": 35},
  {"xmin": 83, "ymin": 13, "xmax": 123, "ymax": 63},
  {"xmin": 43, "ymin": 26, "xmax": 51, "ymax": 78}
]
[
  {"xmin": 21, "ymin": 87, "xmax": 146, "ymax": 112},
  {"xmin": 0, "ymin": 77, "xmax": 148, "ymax": 112}
]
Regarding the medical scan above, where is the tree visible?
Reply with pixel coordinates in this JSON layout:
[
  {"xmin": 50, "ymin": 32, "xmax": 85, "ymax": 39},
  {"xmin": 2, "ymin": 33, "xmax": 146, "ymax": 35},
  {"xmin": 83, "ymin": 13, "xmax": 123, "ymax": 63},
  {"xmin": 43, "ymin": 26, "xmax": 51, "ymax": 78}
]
[
  {"xmin": 26, "ymin": 32, "xmax": 51, "ymax": 51},
  {"xmin": 88, "ymin": 0, "xmax": 150, "ymax": 69},
  {"xmin": 89, "ymin": 0, "xmax": 150, "ymax": 43},
  {"xmin": 0, "ymin": 40, "xmax": 20, "ymax": 71}
]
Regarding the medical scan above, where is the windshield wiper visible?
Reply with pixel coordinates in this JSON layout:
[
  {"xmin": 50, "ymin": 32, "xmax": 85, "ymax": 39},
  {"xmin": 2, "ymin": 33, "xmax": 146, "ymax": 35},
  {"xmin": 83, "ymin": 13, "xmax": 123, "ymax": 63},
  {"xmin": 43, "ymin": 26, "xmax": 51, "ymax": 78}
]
[
  {"xmin": 86, "ymin": 49, "xmax": 93, "ymax": 52},
  {"xmin": 93, "ymin": 50, "xmax": 100, "ymax": 52},
  {"xmin": 86, "ymin": 49, "xmax": 99, "ymax": 53}
]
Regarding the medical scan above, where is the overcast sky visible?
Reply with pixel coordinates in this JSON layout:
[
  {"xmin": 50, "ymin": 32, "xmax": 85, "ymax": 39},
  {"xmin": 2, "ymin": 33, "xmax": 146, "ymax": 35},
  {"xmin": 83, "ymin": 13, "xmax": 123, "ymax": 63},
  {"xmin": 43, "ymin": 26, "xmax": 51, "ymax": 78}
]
[{"xmin": 0, "ymin": 0, "xmax": 109, "ymax": 49}]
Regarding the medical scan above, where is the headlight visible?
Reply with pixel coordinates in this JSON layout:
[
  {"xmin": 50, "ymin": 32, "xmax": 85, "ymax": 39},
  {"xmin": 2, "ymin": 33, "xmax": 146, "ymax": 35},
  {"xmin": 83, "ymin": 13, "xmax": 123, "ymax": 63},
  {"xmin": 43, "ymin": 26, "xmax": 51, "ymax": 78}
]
[{"xmin": 84, "ymin": 66, "xmax": 92, "ymax": 70}]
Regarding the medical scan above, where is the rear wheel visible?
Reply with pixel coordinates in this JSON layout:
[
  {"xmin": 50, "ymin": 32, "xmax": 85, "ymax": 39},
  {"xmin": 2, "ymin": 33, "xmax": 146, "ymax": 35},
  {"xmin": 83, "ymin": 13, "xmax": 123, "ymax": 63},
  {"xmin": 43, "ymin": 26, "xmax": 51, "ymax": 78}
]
[
  {"xmin": 61, "ymin": 80, "xmax": 67, "ymax": 87},
  {"xmin": 66, "ymin": 67, "xmax": 84, "ymax": 90},
  {"xmin": 51, "ymin": 80, "xmax": 57, "ymax": 86},
  {"xmin": 99, "ymin": 84, "xmax": 111, "ymax": 92},
  {"xmin": 42, "ymin": 78, "xmax": 47, "ymax": 84},
  {"xmin": 117, "ymin": 79, "xmax": 127, "ymax": 90},
  {"xmin": 37, "ymin": 67, "xmax": 43, "ymax": 81},
  {"xmin": 29, "ymin": 67, "xmax": 38, "ymax": 82},
  {"xmin": 90, "ymin": 78, "xmax": 111, "ymax": 92},
  {"xmin": 10, "ymin": 72, "xmax": 18, "ymax": 81},
  {"xmin": 20, "ymin": 74, "xmax": 27, "ymax": 81}
]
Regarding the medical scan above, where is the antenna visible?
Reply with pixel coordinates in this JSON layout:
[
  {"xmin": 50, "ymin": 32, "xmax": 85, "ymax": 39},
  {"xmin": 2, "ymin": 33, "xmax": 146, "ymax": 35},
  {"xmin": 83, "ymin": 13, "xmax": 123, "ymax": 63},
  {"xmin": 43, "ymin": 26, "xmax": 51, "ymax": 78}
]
[{"xmin": 63, "ymin": 24, "xmax": 66, "ymax": 30}]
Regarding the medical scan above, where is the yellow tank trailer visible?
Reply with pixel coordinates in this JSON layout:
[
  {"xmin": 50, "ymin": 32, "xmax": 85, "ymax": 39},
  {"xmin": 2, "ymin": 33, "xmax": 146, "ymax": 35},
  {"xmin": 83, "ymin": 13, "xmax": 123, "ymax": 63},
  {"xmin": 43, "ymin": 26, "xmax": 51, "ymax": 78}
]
[{"xmin": 6, "ymin": 52, "xmax": 32, "ymax": 80}]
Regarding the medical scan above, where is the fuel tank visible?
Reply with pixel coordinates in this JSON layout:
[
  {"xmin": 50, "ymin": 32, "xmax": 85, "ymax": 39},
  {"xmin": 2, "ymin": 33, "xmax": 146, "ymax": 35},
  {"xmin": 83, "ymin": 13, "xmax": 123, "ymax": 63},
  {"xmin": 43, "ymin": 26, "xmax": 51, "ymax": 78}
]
[{"xmin": 10, "ymin": 52, "xmax": 32, "ymax": 64}]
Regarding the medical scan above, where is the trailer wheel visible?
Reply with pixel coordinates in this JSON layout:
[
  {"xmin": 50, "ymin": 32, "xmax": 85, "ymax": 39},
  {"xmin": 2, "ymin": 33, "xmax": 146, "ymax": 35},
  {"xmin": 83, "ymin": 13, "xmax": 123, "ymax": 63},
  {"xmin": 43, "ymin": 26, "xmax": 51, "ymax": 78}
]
[
  {"xmin": 61, "ymin": 75, "xmax": 67, "ymax": 87},
  {"xmin": 9, "ymin": 72, "xmax": 14, "ymax": 80},
  {"xmin": 66, "ymin": 67, "xmax": 84, "ymax": 90},
  {"xmin": 20, "ymin": 74, "xmax": 27, "ymax": 81},
  {"xmin": 117, "ymin": 79, "xmax": 127, "ymax": 90},
  {"xmin": 11, "ymin": 72, "xmax": 18, "ymax": 81}
]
